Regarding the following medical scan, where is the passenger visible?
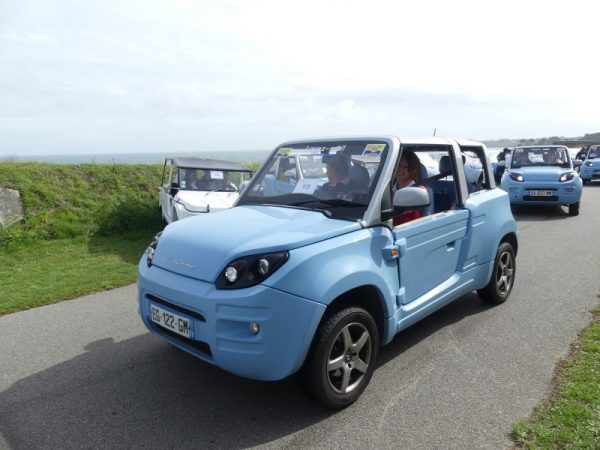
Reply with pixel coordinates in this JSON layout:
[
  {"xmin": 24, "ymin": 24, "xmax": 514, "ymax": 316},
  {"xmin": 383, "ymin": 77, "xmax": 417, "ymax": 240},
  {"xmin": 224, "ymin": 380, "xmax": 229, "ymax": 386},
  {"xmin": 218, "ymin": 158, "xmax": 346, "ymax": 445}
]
[
  {"xmin": 316, "ymin": 153, "xmax": 360, "ymax": 199},
  {"xmin": 575, "ymin": 146, "xmax": 588, "ymax": 160},
  {"xmin": 196, "ymin": 170, "xmax": 212, "ymax": 190},
  {"xmin": 544, "ymin": 149, "xmax": 563, "ymax": 164},
  {"xmin": 392, "ymin": 152, "xmax": 423, "ymax": 226},
  {"xmin": 182, "ymin": 170, "xmax": 199, "ymax": 190},
  {"xmin": 495, "ymin": 148, "xmax": 511, "ymax": 181}
]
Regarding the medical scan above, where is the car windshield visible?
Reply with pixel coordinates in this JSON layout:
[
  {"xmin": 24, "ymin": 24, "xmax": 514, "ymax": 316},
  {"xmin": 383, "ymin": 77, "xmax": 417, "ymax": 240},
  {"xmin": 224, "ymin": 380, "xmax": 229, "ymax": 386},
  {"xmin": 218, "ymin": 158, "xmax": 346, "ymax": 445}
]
[
  {"xmin": 238, "ymin": 140, "xmax": 389, "ymax": 220},
  {"xmin": 511, "ymin": 147, "xmax": 570, "ymax": 168},
  {"xmin": 587, "ymin": 146, "xmax": 599, "ymax": 159},
  {"xmin": 177, "ymin": 168, "xmax": 251, "ymax": 192}
]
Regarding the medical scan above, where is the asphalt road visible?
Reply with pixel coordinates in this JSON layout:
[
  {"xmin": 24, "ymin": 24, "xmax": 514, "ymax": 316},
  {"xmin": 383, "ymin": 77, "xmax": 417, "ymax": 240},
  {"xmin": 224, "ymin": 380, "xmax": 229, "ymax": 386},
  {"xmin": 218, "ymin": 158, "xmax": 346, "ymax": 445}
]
[{"xmin": 1, "ymin": 185, "xmax": 599, "ymax": 450}]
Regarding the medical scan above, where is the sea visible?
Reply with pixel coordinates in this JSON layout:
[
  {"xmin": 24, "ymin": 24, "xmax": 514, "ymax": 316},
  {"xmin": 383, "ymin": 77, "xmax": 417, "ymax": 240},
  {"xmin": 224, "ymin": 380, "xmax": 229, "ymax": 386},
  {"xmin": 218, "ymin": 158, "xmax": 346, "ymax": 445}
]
[
  {"xmin": 0, "ymin": 147, "xmax": 580, "ymax": 165},
  {"xmin": 0, "ymin": 150, "xmax": 272, "ymax": 165}
]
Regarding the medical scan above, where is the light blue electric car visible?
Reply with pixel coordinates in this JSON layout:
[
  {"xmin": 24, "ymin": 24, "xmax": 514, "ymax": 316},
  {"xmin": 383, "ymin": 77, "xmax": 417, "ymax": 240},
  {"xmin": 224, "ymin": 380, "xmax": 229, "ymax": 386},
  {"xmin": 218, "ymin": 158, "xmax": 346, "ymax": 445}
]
[
  {"xmin": 500, "ymin": 145, "xmax": 582, "ymax": 216},
  {"xmin": 579, "ymin": 144, "xmax": 600, "ymax": 185},
  {"xmin": 138, "ymin": 136, "xmax": 519, "ymax": 408}
]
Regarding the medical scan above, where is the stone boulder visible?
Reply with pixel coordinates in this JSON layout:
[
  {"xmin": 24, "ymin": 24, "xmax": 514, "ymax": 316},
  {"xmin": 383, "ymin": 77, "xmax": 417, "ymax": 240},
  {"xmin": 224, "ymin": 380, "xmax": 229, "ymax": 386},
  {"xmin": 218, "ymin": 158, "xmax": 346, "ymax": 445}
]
[{"xmin": 0, "ymin": 188, "xmax": 24, "ymax": 228}]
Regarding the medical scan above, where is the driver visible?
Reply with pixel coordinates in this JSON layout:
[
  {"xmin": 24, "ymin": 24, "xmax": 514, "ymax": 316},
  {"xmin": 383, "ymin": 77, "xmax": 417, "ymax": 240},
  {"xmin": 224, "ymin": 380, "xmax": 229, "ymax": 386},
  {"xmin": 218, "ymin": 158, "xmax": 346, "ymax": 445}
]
[
  {"xmin": 220, "ymin": 171, "xmax": 237, "ymax": 190},
  {"xmin": 544, "ymin": 149, "xmax": 563, "ymax": 164},
  {"xmin": 315, "ymin": 153, "xmax": 360, "ymax": 199}
]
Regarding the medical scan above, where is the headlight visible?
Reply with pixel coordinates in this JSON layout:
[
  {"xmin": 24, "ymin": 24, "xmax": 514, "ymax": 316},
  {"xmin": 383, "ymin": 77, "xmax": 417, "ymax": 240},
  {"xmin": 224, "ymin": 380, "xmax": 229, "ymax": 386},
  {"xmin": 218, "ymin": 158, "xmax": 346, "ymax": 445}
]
[
  {"xmin": 585, "ymin": 161, "xmax": 593, "ymax": 167},
  {"xmin": 146, "ymin": 232, "xmax": 162, "ymax": 267},
  {"xmin": 559, "ymin": 172, "xmax": 575, "ymax": 182},
  {"xmin": 509, "ymin": 172, "xmax": 524, "ymax": 182},
  {"xmin": 216, "ymin": 251, "xmax": 289, "ymax": 289}
]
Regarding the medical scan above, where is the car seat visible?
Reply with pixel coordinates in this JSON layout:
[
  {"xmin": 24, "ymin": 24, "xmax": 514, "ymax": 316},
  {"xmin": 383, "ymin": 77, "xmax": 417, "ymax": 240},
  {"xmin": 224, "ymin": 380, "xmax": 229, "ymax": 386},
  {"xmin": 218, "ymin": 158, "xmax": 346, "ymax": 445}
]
[
  {"xmin": 429, "ymin": 155, "xmax": 456, "ymax": 213},
  {"xmin": 418, "ymin": 163, "xmax": 434, "ymax": 216},
  {"xmin": 349, "ymin": 165, "xmax": 370, "ymax": 189}
]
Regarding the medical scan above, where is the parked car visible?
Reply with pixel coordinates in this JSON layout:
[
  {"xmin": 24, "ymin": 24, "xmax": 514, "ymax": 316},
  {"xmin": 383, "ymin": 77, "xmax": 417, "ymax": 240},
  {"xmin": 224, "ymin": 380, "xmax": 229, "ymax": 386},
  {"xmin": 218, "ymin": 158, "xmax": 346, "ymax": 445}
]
[
  {"xmin": 159, "ymin": 157, "xmax": 253, "ymax": 224},
  {"xmin": 261, "ymin": 152, "xmax": 328, "ymax": 196},
  {"xmin": 500, "ymin": 145, "xmax": 582, "ymax": 216},
  {"xmin": 139, "ymin": 137, "xmax": 518, "ymax": 408},
  {"xmin": 579, "ymin": 144, "xmax": 600, "ymax": 185}
]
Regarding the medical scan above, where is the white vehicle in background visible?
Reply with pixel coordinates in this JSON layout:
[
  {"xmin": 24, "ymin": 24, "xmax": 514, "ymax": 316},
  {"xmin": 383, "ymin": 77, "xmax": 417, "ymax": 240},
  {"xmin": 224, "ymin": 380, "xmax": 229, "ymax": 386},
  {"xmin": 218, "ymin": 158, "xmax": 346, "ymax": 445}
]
[{"xmin": 159, "ymin": 157, "xmax": 253, "ymax": 224}]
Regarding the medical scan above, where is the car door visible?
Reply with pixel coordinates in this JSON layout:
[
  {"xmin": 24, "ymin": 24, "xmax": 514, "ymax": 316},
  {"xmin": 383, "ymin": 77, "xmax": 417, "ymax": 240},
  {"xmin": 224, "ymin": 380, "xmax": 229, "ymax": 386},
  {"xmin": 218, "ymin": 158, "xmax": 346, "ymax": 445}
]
[
  {"xmin": 391, "ymin": 146, "xmax": 469, "ymax": 306},
  {"xmin": 392, "ymin": 209, "xmax": 469, "ymax": 306}
]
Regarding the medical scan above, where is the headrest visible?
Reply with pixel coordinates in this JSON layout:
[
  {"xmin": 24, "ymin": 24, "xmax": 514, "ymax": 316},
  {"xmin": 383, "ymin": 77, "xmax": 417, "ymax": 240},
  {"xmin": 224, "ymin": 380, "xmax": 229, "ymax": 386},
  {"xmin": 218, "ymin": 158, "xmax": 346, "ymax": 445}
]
[
  {"xmin": 349, "ymin": 165, "xmax": 370, "ymax": 188},
  {"xmin": 418, "ymin": 163, "xmax": 428, "ymax": 183},
  {"xmin": 439, "ymin": 155, "xmax": 452, "ymax": 173}
]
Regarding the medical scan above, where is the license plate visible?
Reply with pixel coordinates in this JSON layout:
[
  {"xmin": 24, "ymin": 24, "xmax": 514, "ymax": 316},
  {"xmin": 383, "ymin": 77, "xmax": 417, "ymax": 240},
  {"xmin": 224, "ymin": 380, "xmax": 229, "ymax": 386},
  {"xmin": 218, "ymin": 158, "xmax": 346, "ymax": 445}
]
[
  {"xmin": 150, "ymin": 304, "xmax": 194, "ymax": 339},
  {"xmin": 528, "ymin": 190, "xmax": 553, "ymax": 197}
]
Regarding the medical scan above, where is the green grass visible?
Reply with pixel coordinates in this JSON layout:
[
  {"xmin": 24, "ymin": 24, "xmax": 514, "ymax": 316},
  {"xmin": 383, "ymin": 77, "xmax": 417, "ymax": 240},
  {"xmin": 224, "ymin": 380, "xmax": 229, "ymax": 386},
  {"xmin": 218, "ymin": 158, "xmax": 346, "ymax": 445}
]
[
  {"xmin": 0, "ymin": 232, "xmax": 154, "ymax": 315},
  {"xmin": 0, "ymin": 159, "xmax": 261, "ymax": 315},
  {"xmin": 0, "ymin": 161, "xmax": 164, "ymax": 314},
  {"xmin": 513, "ymin": 306, "xmax": 600, "ymax": 449},
  {"xmin": 0, "ymin": 161, "xmax": 164, "ymax": 244}
]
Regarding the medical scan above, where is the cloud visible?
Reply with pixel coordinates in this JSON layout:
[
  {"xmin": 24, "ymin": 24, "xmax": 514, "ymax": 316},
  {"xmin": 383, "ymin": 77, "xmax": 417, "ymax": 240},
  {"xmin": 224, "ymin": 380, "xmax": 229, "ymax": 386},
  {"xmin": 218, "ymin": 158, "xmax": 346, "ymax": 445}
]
[{"xmin": 0, "ymin": 0, "xmax": 598, "ymax": 155}]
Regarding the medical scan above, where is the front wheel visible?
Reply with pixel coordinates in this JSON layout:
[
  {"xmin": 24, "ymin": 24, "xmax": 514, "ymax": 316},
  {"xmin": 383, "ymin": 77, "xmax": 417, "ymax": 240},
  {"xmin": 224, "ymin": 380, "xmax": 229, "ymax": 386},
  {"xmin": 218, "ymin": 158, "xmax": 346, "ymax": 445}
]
[
  {"xmin": 302, "ymin": 307, "xmax": 379, "ymax": 409},
  {"xmin": 477, "ymin": 241, "xmax": 516, "ymax": 304},
  {"xmin": 568, "ymin": 202, "xmax": 580, "ymax": 216}
]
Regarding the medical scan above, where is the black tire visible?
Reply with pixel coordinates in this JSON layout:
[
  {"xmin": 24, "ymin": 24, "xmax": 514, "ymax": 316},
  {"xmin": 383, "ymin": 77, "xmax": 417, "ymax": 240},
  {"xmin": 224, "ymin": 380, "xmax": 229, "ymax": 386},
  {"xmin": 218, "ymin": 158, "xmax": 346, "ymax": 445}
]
[
  {"xmin": 477, "ymin": 241, "xmax": 516, "ymax": 304},
  {"xmin": 302, "ymin": 307, "xmax": 379, "ymax": 409},
  {"xmin": 582, "ymin": 179, "xmax": 589, "ymax": 185},
  {"xmin": 568, "ymin": 202, "xmax": 580, "ymax": 216}
]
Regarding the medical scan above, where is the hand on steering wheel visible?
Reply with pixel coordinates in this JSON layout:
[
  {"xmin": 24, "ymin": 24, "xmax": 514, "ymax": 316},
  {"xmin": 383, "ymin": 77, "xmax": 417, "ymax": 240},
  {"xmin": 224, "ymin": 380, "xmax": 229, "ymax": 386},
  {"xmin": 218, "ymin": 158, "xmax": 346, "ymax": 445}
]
[{"xmin": 212, "ymin": 184, "xmax": 237, "ymax": 192}]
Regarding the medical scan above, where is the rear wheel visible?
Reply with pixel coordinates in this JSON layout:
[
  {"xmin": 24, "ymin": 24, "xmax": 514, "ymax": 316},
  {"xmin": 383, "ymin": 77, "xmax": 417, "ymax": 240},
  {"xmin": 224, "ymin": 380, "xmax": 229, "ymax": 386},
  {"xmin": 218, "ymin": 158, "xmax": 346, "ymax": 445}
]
[
  {"xmin": 303, "ymin": 307, "xmax": 379, "ymax": 409},
  {"xmin": 477, "ymin": 242, "xmax": 515, "ymax": 304},
  {"xmin": 568, "ymin": 202, "xmax": 580, "ymax": 216}
]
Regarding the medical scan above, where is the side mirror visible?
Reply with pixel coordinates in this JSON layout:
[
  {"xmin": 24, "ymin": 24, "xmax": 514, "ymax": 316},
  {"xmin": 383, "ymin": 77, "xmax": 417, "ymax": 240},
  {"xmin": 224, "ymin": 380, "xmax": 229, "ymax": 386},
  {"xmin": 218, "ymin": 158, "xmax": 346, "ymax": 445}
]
[
  {"xmin": 393, "ymin": 186, "xmax": 430, "ymax": 209},
  {"xmin": 573, "ymin": 160, "xmax": 583, "ymax": 167},
  {"xmin": 170, "ymin": 182, "xmax": 179, "ymax": 196},
  {"xmin": 497, "ymin": 160, "xmax": 506, "ymax": 168}
]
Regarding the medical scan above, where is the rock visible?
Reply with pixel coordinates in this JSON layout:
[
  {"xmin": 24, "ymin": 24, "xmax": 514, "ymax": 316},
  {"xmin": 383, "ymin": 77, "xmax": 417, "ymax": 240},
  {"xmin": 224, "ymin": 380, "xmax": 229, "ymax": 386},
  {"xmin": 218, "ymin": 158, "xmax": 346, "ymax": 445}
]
[{"xmin": 0, "ymin": 188, "xmax": 24, "ymax": 228}]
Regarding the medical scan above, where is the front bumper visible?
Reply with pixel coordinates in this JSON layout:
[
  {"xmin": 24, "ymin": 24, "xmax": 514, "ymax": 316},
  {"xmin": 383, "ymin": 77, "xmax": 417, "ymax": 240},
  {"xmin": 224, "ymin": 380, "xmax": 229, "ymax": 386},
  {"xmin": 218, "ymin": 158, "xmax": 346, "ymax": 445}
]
[
  {"xmin": 137, "ymin": 260, "xmax": 326, "ymax": 381},
  {"xmin": 501, "ymin": 180, "xmax": 582, "ymax": 206}
]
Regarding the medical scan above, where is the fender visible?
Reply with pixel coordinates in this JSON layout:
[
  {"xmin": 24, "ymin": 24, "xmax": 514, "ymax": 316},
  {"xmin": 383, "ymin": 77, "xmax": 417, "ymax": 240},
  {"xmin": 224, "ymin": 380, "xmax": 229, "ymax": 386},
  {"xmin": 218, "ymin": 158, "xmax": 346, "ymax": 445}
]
[{"xmin": 265, "ymin": 226, "xmax": 399, "ymax": 319}]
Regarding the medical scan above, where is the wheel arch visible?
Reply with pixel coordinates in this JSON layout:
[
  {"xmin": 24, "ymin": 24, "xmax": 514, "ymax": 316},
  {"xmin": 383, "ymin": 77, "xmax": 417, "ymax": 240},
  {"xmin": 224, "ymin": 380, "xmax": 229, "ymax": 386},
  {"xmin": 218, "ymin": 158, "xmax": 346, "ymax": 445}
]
[
  {"xmin": 501, "ymin": 231, "xmax": 518, "ymax": 256},
  {"xmin": 310, "ymin": 285, "xmax": 386, "ymax": 352}
]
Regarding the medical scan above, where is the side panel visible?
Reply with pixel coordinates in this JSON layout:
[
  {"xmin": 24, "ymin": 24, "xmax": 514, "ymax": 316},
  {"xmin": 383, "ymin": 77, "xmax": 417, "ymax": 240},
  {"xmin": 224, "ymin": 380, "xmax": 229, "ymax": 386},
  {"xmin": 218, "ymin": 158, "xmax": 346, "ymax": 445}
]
[
  {"xmin": 459, "ymin": 188, "xmax": 518, "ymax": 281},
  {"xmin": 264, "ymin": 227, "xmax": 399, "ymax": 338}
]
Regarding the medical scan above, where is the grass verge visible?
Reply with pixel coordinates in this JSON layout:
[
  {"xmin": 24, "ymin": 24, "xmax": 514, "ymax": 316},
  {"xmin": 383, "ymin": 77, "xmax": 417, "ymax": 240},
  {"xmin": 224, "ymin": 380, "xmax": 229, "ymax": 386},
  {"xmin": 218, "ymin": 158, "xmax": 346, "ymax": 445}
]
[
  {"xmin": 0, "ymin": 232, "xmax": 154, "ymax": 315},
  {"xmin": 513, "ymin": 306, "xmax": 600, "ymax": 449}
]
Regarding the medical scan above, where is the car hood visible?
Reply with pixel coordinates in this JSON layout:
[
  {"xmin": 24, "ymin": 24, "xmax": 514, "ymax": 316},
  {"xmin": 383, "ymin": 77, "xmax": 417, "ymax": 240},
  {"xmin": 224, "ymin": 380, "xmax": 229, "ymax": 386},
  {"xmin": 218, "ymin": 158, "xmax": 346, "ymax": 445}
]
[
  {"xmin": 583, "ymin": 159, "xmax": 600, "ymax": 168},
  {"xmin": 512, "ymin": 166, "xmax": 572, "ymax": 182},
  {"xmin": 175, "ymin": 190, "xmax": 238, "ymax": 212},
  {"xmin": 151, "ymin": 205, "xmax": 361, "ymax": 282}
]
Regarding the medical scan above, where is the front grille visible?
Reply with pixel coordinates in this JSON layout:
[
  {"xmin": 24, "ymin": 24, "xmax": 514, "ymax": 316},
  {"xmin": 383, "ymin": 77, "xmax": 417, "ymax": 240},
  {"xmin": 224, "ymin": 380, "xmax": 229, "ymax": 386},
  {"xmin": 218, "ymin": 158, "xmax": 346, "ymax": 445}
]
[{"xmin": 151, "ymin": 324, "xmax": 213, "ymax": 357}]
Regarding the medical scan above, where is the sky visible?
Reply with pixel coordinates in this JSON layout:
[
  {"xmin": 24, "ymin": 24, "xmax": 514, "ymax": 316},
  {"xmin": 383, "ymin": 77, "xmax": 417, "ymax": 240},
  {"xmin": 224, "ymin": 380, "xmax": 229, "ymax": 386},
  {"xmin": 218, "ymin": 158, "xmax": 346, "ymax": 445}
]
[{"xmin": 1, "ymin": 0, "xmax": 599, "ymax": 156}]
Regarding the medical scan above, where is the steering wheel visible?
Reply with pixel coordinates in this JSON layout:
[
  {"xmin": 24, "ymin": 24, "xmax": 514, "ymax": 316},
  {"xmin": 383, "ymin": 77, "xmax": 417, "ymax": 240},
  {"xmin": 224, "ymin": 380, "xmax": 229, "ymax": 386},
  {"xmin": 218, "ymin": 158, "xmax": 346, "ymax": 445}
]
[{"xmin": 212, "ymin": 184, "xmax": 237, "ymax": 192}]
